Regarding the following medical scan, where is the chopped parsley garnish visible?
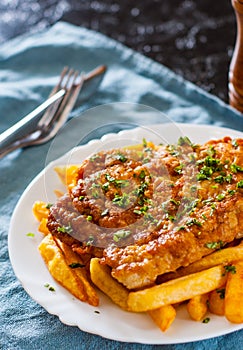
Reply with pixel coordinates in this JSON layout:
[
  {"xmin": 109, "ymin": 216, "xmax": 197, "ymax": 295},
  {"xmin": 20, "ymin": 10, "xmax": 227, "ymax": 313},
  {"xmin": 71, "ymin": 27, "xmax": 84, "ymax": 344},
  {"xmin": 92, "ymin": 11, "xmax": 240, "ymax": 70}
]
[
  {"xmin": 105, "ymin": 174, "xmax": 129, "ymax": 188},
  {"xmin": 115, "ymin": 153, "xmax": 127, "ymax": 162},
  {"xmin": 186, "ymin": 218, "xmax": 202, "ymax": 227},
  {"xmin": 86, "ymin": 235, "xmax": 94, "ymax": 246},
  {"xmin": 224, "ymin": 265, "xmax": 236, "ymax": 274},
  {"xmin": 113, "ymin": 229, "xmax": 131, "ymax": 242},
  {"xmin": 177, "ymin": 136, "xmax": 193, "ymax": 147},
  {"xmin": 90, "ymin": 154, "xmax": 100, "ymax": 162},
  {"xmin": 237, "ymin": 180, "xmax": 243, "ymax": 188},
  {"xmin": 207, "ymin": 145, "xmax": 216, "ymax": 157},
  {"xmin": 174, "ymin": 163, "xmax": 184, "ymax": 174},
  {"xmin": 86, "ymin": 215, "xmax": 93, "ymax": 222},
  {"xmin": 57, "ymin": 223, "xmax": 73, "ymax": 234},
  {"xmin": 79, "ymin": 196, "xmax": 85, "ymax": 201},
  {"xmin": 102, "ymin": 182, "xmax": 109, "ymax": 192},
  {"xmin": 232, "ymin": 139, "xmax": 238, "ymax": 148},
  {"xmin": 170, "ymin": 198, "xmax": 181, "ymax": 206},
  {"xmin": 69, "ymin": 263, "xmax": 85, "ymax": 268},
  {"xmin": 210, "ymin": 203, "xmax": 216, "ymax": 216},
  {"xmin": 46, "ymin": 203, "xmax": 53, "ymax": 209},
  {"xmin": 230, "ymin": 163, "xmax": 243, "ymax": 173},
  {"xmin": 139, "ymin": 170, "xmax": 146, "ymax": 179},
  {"xmin": 44, "ymin": 283, "xmax": 55, "ymax": 292},
  {"xmin": 142, "ymin": 138, "xmax": 147, "ymax": 147},
  {"xmin": 112, "ymin": 193, "xmax": 130, "ymax": 208},
  {"xmin": 26, "ymin": 232, "xmax": 35, "ymax": 237},
  {"xmin": 216, "ymin": 288, "xmax": 225, "ymax": 299},
  {"xmin": 202, "ymin": 317, "xmax": 210, "ymax": 324},
  {"xmin": 216, "ymin": 193, "xmax": 225, "ymax": 201},
  {"xmin": 205, "ymin": 240, "xmax": 224, "ymax": 250}
]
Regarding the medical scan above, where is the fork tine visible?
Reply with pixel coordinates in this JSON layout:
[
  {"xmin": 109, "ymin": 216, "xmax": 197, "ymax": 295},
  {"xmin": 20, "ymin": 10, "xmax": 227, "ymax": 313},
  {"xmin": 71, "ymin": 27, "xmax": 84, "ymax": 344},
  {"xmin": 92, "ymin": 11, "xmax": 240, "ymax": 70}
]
[
  {"xmin": 37, "ymin": 68, "xmax": 77, "ymax": 129},
  {"xmin": 34, "ymin": 72, "xmax": 85, "ymax": 143}
]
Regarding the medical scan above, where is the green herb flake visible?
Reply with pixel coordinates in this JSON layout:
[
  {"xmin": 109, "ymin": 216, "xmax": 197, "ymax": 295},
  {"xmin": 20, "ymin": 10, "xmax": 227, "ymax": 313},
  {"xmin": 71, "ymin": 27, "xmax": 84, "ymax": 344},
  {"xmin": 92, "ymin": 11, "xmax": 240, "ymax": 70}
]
[
  {"xmin": 139, "ymin": 170, "xmax": 146, "ymax": 179},
  {"xmin": 216, "ymin": 288, "xmax": 225, "ymax": 299},
  {"xmin": 69, "ymin": 262, "xmax": 85, "ymax": 269},
  {"xmin": 57, "ymin": 223, "xmax": 73, "ymax": 234},
  {"xmin": 86, "ymin": 215, "xmax": 93, "ymax": 222},
  {"xmin": 26, "ymin": 232, "xmax": 35, "ymax": 238},
  {"xmin": 205, "ymin": 240, "xmax": 224, "ymax": 250},
  {"xmin": 142, "ymin": 138, "xmax": 147, "ymax": 147},
  {"xmin": 224, "ymin": 265, "xmax": 236, "ymax": 274},
  {"xmin": 79, "ymin": 196, "xmax": 85, "ymax": 201},
  {"xmin": 216, "ymin": 193, "xmax": 226, "ymax": 201},
  {"xmin": 113, "ymin": 229, "xmax": 131, "ymax": 242},
  {"xmin": 207, "ymin": 145, "xmax": 216, "ymax": 157},
  {"xmin": 177, "ymin": 136, "xmax": 193, "ymax": 147},
  {"xmin": 112, "ymin": 193, "xmax": 130, "ymax": 208},
  {"xmin": 44, "ymin": 283, "xmax": 55, "ymax": 292},
  {"xmin": 202, "ymin": 317, "xmax": 210, "ymax": 324},
  {"xmin": 90, "ymin": 154, "xmax": 100, "ymax": 162},
  {"xmin": 86, "ymin": 235, "xmax": 94, "ymax": 246},
  {"xmin": 230, "ymin": 164, "xmax": 243, "ymax": 173},
  {"xmin": 232, "ymin": 139, "xmax": 238, "ymax": 148},
  {"xmin": 237, "ymin": 180, "xmax": 243, "ymax": 189},
  {"xmin": 186, "ymin": 218, "xmax": 202, "ymax": 227},
  {"xmin": 115, "ymin": 153, "xmax": 127, "ymax": 163},
  {"xmin": 46, "ymin": 203, "xmax": 53, "ymax": 209}
]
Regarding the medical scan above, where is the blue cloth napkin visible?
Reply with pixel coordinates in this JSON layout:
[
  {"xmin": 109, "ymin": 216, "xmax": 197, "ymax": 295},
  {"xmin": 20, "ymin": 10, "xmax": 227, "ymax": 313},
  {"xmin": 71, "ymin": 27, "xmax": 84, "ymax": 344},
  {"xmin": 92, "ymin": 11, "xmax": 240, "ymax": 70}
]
[{"xmin": 1, "ymin": 21, "xmax": 243, "ymax": 350}]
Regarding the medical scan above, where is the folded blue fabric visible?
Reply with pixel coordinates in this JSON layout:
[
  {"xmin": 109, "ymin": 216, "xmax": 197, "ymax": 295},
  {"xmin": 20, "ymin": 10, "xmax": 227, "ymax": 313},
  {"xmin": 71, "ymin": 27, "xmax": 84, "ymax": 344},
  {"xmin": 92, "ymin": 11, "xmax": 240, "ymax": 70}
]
[{"xmin": 0, "ymin": 22, "xmax": 242, "ymax": 350}]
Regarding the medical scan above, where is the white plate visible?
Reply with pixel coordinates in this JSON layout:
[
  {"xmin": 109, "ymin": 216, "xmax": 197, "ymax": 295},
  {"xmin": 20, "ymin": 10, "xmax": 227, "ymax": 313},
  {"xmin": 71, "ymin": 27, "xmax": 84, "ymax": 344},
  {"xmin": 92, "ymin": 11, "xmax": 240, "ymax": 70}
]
[{"xmin": 8, "ymin": 123, "xmax": 243, "ymax": 344}]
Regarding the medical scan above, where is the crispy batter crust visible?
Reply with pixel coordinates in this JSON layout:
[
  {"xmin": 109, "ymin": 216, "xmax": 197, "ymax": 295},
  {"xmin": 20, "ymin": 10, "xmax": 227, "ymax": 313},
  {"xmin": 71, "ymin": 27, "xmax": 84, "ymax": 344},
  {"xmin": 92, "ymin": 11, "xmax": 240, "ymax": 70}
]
[{"xmin": 47, "ymin": 137, "xmax": 243, "ymax": 289}]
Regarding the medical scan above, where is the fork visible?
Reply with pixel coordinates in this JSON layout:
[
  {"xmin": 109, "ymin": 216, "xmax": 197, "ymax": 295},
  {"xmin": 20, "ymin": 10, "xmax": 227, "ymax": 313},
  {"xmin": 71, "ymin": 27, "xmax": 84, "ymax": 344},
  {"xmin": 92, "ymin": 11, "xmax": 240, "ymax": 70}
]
[{"xmin": 0, "ymin": 67, "xmax": 99, "ymax": 158}]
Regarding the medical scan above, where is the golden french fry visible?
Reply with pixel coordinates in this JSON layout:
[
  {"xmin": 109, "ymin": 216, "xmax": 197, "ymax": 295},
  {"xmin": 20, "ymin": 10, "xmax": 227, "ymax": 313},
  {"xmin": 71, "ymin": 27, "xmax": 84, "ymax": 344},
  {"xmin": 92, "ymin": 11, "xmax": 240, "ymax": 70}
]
[
  {"xmin": 128, "ymin": 265, "xmax": 227, "ymax": 312},
  {"xmin": 32, "ymin": 201, "xmax": 49, "ymax": 222},
  {"xmin": 208, "ymin": 288, "xmax": 225, "ymax": 316},
  {"xmin": 54, "ymin": 189, "xmax": 64, "ymax": 198},
  {"xmin": 225, "ymin": 260, "xmax": 243, "ymax": 323},
  {"xmin": 90, "ymin": 258, "xmax": 130, "ymax": 311},
  {"xmin": 158, "ymin": 242, "xmax": 243, "ymax": 283},
  {"xmin": 148, "ymin": 305, "xmax": 176, "ymax": 332},
  {"xmin": 54, "ymin": 165, "xmax": 78, "ymax": 189},
  {"xmin": 186, "ymin": 293, "xmax": 208, "ymax": 321},
  {"xmin": 54, "ymin": 238, "xmax": 99, "ymax": 307},
  {"xmin": 39, "ymin": 234, "xmax": 99, "ymax": 306},
  {"xmin": 38, "ymin": 218, "xmax": 50, "ymax": 235}
]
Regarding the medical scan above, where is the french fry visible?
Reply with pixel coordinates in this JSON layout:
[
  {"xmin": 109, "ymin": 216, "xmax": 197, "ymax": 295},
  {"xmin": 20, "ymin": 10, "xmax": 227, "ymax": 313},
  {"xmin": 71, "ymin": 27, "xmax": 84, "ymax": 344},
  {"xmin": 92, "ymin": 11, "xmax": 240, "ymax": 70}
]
[
  {"xmin": 54, "ymin": 165, "xmax": 79, "ymax": 189},
  {"xmin": 54, "ymin": 189, "xmax": 65, "ymax": 198},
  {"xmin": 54, "ymin": 238, "xmax": 99, "ymax": 307},
  {"xmin": 39, "ymin": 234, "xmax": 99, "ymax": 306},
  {"xmin": 90, "ymin": 258, "xmax": 130, "ymax": 311},
  {"xmin": 38, "ymin": 218, "xmax": 50, "ymax": 235},
  {"xmin": 208, "ymin": 288, "xmax": 225, "ymax": 316},
  {"xmin": 225, "ymin": 260, "xmax": 243, "ymax": 323},
  {"xmin": 158, "ymin": 242, "xmax": 243, "ymax": 283},
  {"xmin": 32, "ymin": 201, "xmax": 49, "ymax": 222},
  {"xmin": 128, "ymin": 265, "xmax": 227, "ymax": 312},
  {"xmin": 148, "ymin": 305, "xmax": 176, "ymax": 332},
  {"xmin": 186, "ymin": 293, "xmax": 208, "ymax": 321}
]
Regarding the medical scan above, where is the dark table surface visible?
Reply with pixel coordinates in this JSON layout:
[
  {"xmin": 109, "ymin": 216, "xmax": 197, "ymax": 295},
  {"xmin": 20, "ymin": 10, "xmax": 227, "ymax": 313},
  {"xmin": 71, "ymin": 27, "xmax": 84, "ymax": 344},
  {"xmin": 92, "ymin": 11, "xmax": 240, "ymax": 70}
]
[{"xmin": 0, "ymin": 0, "xmax": 237, "ymax": 104}]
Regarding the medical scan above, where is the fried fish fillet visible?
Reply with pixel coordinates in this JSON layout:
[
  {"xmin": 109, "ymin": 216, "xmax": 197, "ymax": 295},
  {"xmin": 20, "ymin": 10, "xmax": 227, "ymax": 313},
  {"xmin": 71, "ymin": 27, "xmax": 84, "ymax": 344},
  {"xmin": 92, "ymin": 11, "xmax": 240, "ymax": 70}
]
[{"xmin": 47, "ymin": 136, "xmax": 243, "ymax": 289}]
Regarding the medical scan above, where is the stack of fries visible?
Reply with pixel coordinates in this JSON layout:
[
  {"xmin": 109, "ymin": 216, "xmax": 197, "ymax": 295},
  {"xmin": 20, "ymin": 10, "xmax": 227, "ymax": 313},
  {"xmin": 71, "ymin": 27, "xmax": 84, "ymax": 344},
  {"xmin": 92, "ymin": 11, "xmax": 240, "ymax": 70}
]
[{"xmin": 33, "ymin": 165, "xmax": 243, "ymax": 332}]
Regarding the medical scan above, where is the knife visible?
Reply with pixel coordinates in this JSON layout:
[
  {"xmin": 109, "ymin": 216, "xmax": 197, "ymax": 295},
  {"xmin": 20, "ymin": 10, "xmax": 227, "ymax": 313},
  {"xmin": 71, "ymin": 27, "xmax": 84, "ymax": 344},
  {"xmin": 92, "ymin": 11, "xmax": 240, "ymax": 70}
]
[{"xmin": 0, "ymin": 65, "xmax": 106, "ymax": 150}]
